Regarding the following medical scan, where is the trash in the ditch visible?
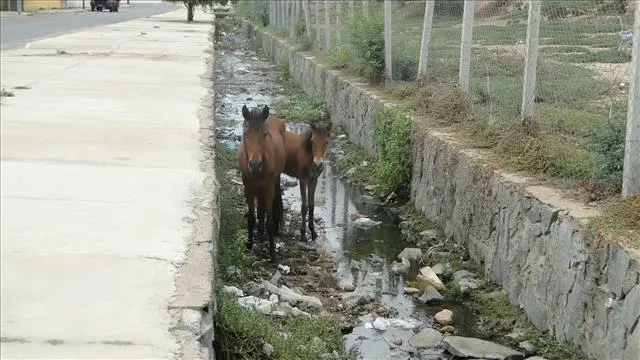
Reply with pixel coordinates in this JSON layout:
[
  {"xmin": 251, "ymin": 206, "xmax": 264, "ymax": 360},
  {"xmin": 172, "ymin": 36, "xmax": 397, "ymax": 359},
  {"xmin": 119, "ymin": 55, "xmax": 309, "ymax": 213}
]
[{"xmin": 277, "ymin": 264, "xmax": 291, "ymax": 275}]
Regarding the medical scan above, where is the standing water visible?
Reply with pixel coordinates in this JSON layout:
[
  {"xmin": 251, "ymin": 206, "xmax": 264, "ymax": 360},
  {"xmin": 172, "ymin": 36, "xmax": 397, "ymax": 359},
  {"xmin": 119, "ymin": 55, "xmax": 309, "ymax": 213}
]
[{"xmin": 214, "ymin": 19, "xmax": 477, "ymax": 360}]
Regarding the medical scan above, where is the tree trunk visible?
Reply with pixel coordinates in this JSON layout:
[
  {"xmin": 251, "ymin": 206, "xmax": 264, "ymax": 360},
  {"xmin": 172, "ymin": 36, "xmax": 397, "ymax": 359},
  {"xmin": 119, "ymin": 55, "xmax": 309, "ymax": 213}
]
[{"xmin": 187, "ymin": 3, "xmax": 195, "ymax": 22}]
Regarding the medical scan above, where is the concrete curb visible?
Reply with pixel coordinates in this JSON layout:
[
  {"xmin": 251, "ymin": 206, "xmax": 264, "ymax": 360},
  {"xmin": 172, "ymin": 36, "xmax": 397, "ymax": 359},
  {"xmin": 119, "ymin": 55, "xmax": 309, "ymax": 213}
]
[{"xmin": 167, "ymin": 9, "xmax": 217, "ymax": 360}]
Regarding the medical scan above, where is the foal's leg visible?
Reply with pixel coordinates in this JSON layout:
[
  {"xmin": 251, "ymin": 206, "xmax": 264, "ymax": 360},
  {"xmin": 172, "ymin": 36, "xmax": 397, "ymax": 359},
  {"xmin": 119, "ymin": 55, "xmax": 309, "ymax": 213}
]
[
  {"xmin": 308, "ymin": 177, "xmax": 318, "ymax": 240},
  {"xmin": 244, "ymin": 186, "xmax": 256, "ymax": 250},
  {"xmin": 298, "ymin": 175, "xmax": 309, "ymax": 241},
  {"xmin": 265, "ymin": 183, "xmax": 278, "ymax": 263}
]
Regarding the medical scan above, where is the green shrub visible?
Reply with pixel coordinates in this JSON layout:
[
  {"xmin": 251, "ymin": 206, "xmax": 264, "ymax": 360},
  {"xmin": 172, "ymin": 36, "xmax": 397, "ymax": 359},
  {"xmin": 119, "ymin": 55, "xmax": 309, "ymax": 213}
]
[
  {"xmin": 274, "ymin": 86, "xmax": 329, "ymax": 125},
  {"xmin": 326, "ymin": 45, "xmax": 350, "ymax": 70},
  {"xmin": 372, "ymin": 107, "xmax": 413, "ymax": 196},
  {"xmin": 590, "ymin": 118, "xmax": 626, "ymax": 191},
  {"xmin": 276, "ymin": 52, "xmax": 291, "ymax": 82},
  {"xmin": 344, "ymin": 14, "xmax": 385, "ymax": 84}
]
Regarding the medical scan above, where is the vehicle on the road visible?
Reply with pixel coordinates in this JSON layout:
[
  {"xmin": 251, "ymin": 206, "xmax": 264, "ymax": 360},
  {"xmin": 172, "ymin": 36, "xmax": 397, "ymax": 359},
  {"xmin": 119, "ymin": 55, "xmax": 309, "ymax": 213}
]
[{"xmin": 90, "ymin": 0, "xmax": 120, "ymax": 12}]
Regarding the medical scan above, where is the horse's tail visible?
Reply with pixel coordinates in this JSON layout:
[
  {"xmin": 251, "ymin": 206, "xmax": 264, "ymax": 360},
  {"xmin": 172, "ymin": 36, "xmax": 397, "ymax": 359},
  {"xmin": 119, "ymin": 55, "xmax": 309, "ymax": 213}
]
[{"xmin": 272, "ymin": 176, "xmax": 284, "ymax": 236}]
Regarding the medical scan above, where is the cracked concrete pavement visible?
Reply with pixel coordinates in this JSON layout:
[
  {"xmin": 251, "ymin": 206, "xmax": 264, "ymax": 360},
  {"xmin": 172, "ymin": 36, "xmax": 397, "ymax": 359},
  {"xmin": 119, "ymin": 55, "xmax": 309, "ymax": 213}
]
[{"xmin": 1, "ymin": 6, "xmax": 217, "ymax": 360}]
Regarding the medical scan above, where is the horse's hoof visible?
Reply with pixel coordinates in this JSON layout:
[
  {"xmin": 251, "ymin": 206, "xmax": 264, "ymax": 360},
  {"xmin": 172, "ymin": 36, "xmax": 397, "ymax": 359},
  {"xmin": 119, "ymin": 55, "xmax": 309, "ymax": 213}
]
[
  {"xmin": 310, "ymin": 230, "xmax": 318, "ymax": 241},
  {"xmin": 245, "ymin": 241, "xmax": 253, "ymax": 251}
]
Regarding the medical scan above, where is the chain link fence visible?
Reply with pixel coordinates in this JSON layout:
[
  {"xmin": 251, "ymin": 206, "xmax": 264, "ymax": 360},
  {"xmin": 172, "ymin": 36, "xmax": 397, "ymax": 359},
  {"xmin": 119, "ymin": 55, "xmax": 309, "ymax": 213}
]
[{"xmin": 236, "ymin": 0, "xmax": 639, "ymax": 197}]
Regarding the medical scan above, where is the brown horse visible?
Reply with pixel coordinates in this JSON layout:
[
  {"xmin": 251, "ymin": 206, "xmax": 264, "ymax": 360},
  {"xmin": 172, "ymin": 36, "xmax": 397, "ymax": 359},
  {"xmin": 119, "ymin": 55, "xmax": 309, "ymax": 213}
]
[
  {"xmin": 283, "ymin": 121, "xmax": 332, "ymax": 240},
  {"xmin": 236, "ymin": 105, "xmax": 286, "ymax": 262}
]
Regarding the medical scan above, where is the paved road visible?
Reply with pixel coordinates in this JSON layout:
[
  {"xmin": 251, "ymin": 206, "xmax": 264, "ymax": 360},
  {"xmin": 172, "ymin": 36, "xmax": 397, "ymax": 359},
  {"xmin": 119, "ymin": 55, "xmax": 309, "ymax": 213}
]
[
  {"xmin": 0, "ymin": 2, "xmax": 179, "ymax": 51},
  {"xmin": 1, "ymin": 7, "xmax": 214, "ymax": 359}
]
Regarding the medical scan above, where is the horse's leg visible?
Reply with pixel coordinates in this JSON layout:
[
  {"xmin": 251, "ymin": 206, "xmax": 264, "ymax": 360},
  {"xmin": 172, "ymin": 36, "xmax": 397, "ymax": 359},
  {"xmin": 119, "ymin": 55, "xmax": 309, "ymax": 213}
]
[
  {"xmin": 265, "ymin": 183, "xmax": 278, "ymax": 263},
  {"xmin": 298, "ymin": 176, "xmax": 308, "ymax": 241},
  {"xmin": 308, "ymin": 177, "xmax": 318, "ymax": 240},
  {"xmin": 244, "ymin": 187, "xmax": 256, "ymax": 250},
  {"xmin": 257, "ymin": 197, "xmax": 266, "ymax": 240}
]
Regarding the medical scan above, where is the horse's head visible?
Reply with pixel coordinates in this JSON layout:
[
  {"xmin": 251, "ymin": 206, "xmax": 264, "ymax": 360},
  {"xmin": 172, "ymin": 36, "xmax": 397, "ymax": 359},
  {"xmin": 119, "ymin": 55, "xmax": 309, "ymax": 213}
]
[
  {"xmin": 307, "ymin": 121, "xmax": 332, "ymax": 173},
  {"xmin": 242, "ymin": 104, "xmax": 270, "ymax": 174}
]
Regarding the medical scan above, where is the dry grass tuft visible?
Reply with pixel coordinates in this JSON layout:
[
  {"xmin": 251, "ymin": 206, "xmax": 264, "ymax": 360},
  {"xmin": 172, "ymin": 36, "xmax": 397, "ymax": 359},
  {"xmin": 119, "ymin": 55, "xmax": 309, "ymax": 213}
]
[{"xmin": 595, "ymin": 195, "xmax": 640, "ymax": 250}]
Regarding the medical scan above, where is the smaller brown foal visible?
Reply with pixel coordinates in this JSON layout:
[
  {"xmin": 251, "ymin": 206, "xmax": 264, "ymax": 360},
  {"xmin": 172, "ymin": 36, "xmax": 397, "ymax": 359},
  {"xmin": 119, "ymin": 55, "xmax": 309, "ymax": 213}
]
[{"xmin": 283, "ymin": 121, "xmax": 332, "ymax": 240}]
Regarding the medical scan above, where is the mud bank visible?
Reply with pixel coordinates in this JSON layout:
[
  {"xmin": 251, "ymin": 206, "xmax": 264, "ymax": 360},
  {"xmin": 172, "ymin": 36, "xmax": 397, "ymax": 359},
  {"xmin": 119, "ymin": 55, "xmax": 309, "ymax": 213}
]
[{"xmin": 240, "ymin": 21, "xmax": 640, "ymax": 360}]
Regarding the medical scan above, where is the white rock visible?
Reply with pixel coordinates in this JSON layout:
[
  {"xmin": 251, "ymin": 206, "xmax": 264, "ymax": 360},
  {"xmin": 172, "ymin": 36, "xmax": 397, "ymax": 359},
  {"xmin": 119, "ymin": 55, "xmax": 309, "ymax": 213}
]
[
  {"xmin": 373, "ymin": 317, "xmax": 391, "ymax": 331},
  {"xmin": 269, "ymin": 294, "xmax": 280, "ymax": 304},
  {"xmin": 353, "ymin": 217, "xmax": 382, "ymax": 229},
  {"xmin": 397, "ymin": 248, "xmax": 423, "ymax": 262},
  {"xmin": 261, "ymin": 281, "xmax": 323, "ymax": 308},
  {"xmin": 222, "ymin": 285, "xmax": 244, "ymax": 297},
  {"xmin": 417, "ymin": 266, "xmax": 446, "ymax": 291},
  {"xmin": 238, "ymin": 296, "xmax": 273, "ymax": 315},
  {"xmin": 388, "ymin": 318, "xmax": 422, "ymax": 330},
  {"xmin": 434, "ymin": 309, "xmax": 454, "ymax": 326}
]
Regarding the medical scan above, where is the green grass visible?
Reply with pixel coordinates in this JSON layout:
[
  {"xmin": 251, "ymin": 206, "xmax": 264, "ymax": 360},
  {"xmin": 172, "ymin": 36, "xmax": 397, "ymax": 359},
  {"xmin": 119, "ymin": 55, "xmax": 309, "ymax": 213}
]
[
  {"xmin": 273, "ymin": 81, "xmax": 330, "ymax": 125},
  {"xmin": 272, "ymin": 54, "xmax": 330, "ymax": 125},
  {"xmin": 468, "ymin": 292, "xmax": 586, "ymax": 360},
  {"xmin": 216, "ymin": 293, "xmax": 357, "ymax": 360},
  {"xmin": 333, "ymin": 145, "xmax": 377, "ymax": 187}
]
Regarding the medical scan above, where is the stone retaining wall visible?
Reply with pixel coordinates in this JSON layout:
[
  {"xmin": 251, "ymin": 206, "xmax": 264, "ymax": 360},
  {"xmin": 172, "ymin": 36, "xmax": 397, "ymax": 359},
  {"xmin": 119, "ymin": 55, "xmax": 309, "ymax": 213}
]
[{"xmin": 241, "ymin": 22, "xmax": 639, "ymax": 360}]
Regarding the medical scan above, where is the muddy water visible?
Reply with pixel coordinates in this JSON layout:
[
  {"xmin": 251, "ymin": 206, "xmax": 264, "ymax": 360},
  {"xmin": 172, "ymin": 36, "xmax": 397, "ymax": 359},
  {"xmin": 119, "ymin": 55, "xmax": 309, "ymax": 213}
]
[{"xmin": 214, "ymin": 26, "xmax": 476, "ymax": 359}]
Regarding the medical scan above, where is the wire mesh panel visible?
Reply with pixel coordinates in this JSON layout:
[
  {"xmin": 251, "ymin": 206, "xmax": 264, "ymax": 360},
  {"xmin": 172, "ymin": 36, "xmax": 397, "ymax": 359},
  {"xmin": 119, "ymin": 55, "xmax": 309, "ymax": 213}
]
[
  {"xmin": 469, "ymin": 1, "xmax": 528, "ymax": 126},
  {"xmin": 424, "ymin": 1, "xmax": 464, "ymax": 86},
  {"xmin": 535, "ymin": 0, "xmax": 632, "ymax": 187},
  {"xmin": 389, "ymin": 1, "xmax": 424, "ymax": 82}
]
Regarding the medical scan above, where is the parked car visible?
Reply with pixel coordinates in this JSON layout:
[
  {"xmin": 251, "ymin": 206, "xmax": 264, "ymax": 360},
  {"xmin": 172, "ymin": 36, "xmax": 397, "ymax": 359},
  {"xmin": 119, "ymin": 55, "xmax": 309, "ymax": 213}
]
[{"xmin": 90, "ymin": 0, "xmax": 119, "ymax": 12}]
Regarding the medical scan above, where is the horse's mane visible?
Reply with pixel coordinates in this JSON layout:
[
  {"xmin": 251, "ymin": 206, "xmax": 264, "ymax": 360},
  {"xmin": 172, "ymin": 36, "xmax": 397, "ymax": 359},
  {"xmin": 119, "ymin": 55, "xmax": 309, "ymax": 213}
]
[
  {"xmin": 244, "ymin": 107, "xmax": 268, "ymax": 132},
  {"xmin": 301, "ymin": 121, "xmax": 332, "ymax": 154},
  {"xmin": 302, "ymin": 129, "xmax": 313, "ymax": 154}
]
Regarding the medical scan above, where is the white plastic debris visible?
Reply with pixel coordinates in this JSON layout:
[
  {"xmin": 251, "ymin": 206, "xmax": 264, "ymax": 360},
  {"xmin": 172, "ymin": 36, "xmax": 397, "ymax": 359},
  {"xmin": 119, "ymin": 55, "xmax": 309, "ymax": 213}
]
[
  {"xmin": 269, "ymin": 294, "xmax": 280, "ymax": 304},
  {"xmin": 277, "ymin": 264, "xmax": 291, "ymax": 275}
]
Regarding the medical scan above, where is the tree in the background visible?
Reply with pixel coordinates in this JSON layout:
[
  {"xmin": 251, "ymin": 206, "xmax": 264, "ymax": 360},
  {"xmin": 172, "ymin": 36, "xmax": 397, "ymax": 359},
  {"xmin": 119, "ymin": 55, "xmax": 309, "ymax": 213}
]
[{"xmin": 165, "ymin": 0, "xmax": 229, "ymax": 22}]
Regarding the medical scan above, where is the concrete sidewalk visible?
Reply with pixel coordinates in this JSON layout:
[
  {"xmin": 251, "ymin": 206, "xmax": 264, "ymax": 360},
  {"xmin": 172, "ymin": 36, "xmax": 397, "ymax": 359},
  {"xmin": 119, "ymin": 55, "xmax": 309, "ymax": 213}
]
[{"xmin": 1, "ymin": 7, "xmax": 216, "ymax": 360}]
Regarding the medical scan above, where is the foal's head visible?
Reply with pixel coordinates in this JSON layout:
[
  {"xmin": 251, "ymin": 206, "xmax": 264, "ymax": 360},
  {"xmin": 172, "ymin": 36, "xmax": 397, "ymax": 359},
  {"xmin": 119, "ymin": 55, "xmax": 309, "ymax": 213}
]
[
  {"xmin": 242, "ymin": 104, "xmax": 271, "ymax": 174},
  {"xmin": 305, "ymin": 121, "xmax": 332, "ymax": 173}
]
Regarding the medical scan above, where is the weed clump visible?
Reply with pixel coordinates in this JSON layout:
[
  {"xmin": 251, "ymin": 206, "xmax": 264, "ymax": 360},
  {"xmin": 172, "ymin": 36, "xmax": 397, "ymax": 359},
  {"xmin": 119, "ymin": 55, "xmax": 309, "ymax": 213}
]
[
  {"xmin": 216, "ymin": 293, "xmax": 355, "ymax": 360},
  {"xmin": 372, "ymin": 106, "xmax": 413, "ymax": 197},
  {"xmin": 273, "ymin": 53, "xmax": 329, "ymax": 125},
  {"xmin": 343, "ymin": 14, "xmax": 385, "ymax": 84}
]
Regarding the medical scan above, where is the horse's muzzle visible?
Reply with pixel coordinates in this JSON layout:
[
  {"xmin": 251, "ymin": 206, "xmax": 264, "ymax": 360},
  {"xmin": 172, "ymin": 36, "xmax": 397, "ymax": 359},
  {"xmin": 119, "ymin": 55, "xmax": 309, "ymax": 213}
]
[
  {"xmin": 248, "ymin": 159, "xmax": 263, "ymax": 173},
  {"xmin": 313, "ymin": 159, "xmax": 324, "ymax": 172}
]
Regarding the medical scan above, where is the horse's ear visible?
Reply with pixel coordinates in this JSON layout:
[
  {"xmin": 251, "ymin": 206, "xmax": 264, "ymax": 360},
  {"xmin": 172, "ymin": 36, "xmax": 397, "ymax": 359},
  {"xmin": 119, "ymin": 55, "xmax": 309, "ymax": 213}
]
[
  {"xmin": 242, "ymin": 105, "xmax": 250, "ymax": 120},
  {"xmin": 261, "ymin": 105, "xmax": 270, "ymax": 120},
  {"xmin": 326, "ymin": 122, "xmax": 332, "ymax": 132},
  {"xmin": 310, "ymin": 122, "xmax": 317, "ymax": 131}
]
